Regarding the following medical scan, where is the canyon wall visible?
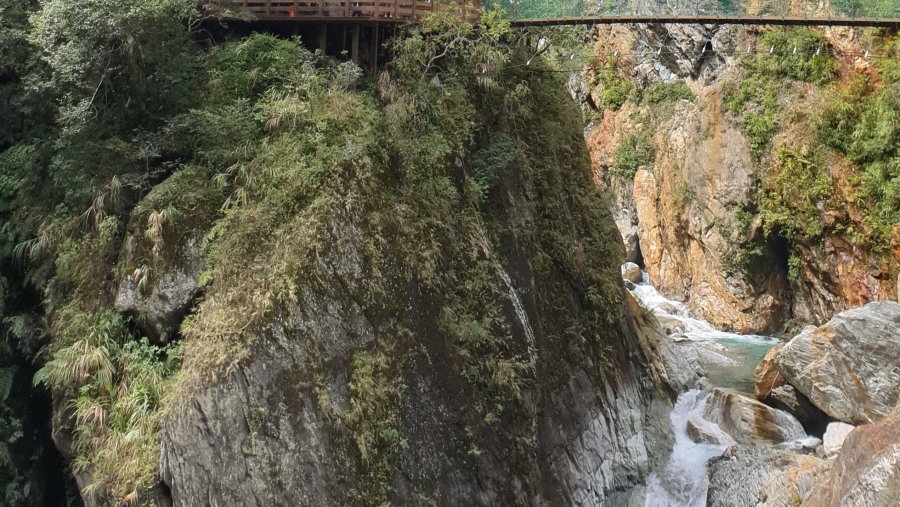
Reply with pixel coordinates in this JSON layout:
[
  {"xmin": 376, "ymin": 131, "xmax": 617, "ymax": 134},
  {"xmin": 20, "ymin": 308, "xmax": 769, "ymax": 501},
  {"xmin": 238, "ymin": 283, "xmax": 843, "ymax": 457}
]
[{"xmin": 585, "ymin": 24, "xmax": 899, "ymax": 333}]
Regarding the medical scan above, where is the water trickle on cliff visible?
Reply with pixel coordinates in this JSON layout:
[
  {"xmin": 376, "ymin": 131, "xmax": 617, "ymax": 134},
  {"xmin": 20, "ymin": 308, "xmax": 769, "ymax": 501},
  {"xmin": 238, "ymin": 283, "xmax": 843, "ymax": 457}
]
[
  {"xmin": 495, "ymin": 262, "xmax": 541, "ymax": 450},
  {"xmin": 496, "ymin": 263, "xmax": 536, "ymax": 367}
]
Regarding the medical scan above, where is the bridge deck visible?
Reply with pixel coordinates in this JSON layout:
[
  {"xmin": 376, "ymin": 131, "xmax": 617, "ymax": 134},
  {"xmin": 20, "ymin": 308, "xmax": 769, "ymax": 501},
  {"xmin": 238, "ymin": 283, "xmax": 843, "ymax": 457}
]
[
  {"xmin": 223, "ymin": 0, "xmax": 900, "ymax": 26},
  {"xmin": 227, "ymin": 0, "xmax": 471, "ymax": 23},
  {"xmin": 512, "ymin": 15, "xmax": 900, "ymax": 27}
]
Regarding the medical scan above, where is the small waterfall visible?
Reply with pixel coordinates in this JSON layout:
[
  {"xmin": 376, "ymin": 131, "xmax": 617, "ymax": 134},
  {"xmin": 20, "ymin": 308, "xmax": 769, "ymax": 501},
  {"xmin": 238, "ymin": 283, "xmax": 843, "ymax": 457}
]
[
  {"xmin": 644, "ymin": 390, "xmax": 735, "ymax": 506},
  {"xmin": 631, "ymin": 283, "xmax": 778, "ymax": 345},
  {"xmin": 631, "ymin": 279, "xmax": 779, "ymax": 394},
  {"xmin": 635, "ymin": 273, "xmax": 791, "ymax": 506},
  {"xmin": 496, "ymin": 263, "xmax": 536, "ymax": 367}
]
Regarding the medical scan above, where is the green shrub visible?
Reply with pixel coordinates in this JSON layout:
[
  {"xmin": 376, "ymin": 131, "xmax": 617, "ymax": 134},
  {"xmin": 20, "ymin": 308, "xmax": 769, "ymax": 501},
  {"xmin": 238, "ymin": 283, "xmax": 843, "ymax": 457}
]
[
  {"xmin": 471, "ymin": 133, "xmax": 518, "ymax": 196},
  {"xmin": 342, "ymin": 349, "xmax": 404, "ymax": 505},
  {"xmin": 755, "ymin": 29, "xmax": 836, "ymax": 84},
  {"xmin": 612, "ymin": 130, "xmax": 654, "ymax": 178},
  {"xmin": 34, "ymin": 308, "xmax": 181, "ymax": 503},
  {"xmin": 672, "ymin": 181, "xmax": 695, "ymax": 208},
  {"xmin": 788, "ymin": 252, "xmax": 803, "ymax": 282},
  {"xmin": 206, "ymin": 34, "xmax": 311, "ymax": 103},
  {"xmin": 642, "ymin": 80, "xmax": 694, "ymax": 105},
  {"xmin": 760, "ymin": 146, "xmax": 833, "ymax": 241},
  {"xmin": 718, "ymin": 204, "xmax": 764, "ymax": 275},
  {"xmin": 595, "ymin": 56, "xmax": 634, "ymax": 111},
  {"xmin": 722, "ymin": 74, "xmax": 779, "ymax": 158}
]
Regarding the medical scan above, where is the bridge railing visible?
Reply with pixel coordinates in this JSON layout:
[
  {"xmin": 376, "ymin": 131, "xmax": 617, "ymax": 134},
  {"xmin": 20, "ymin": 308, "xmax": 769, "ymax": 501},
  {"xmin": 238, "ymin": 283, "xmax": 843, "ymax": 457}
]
[
  {"xmin": 488, "ymin": 0, "xmax": 899, "ymax": 21},
  {"xmin": 227, "ymin": 0, "xmax": 481, "ymax": 21},
  {"xmin": 220, "ymin": 0, "xmax": 898, "ymax": 23}
]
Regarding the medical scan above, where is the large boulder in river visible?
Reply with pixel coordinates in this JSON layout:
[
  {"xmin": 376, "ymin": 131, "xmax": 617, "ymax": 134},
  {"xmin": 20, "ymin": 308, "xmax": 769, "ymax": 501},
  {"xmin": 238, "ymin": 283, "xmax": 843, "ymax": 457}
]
[
  {"xmin": 806, "ymin": 410, "xmax": 900, "ymax": 506},
  {"xmin": 775, "ymin": 301, "xmax": 900, "ymax": 425},
  {"xmin": 702, "ymin": 388, "xmax": 806, "ymax": 446},
  {"xmin": 823, "ymin": 422, "xmax": 855, "ymax": 459},
  {"xmin": 621, "ymin": 262, "xmax": 643, "ymax": 283},
  {"xmin": 686, "ymin": 420, "xmax": 722, "ymax": 445}
]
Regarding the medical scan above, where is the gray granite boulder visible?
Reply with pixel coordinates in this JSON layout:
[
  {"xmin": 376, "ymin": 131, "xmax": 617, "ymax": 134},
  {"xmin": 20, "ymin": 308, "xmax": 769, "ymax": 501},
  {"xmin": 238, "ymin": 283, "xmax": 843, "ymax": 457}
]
[{"xmin": 775, "ymin": 302, "xmax": 900, "ymax": 425}]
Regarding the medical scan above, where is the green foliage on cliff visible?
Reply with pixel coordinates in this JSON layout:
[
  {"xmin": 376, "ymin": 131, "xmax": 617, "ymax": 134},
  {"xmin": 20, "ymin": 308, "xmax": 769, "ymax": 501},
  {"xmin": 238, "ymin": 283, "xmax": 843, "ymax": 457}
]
[
  {"xmin": 2, "ymin": 1, "xmax": 626, "ymax": 503},
  {"xmin": 760, "ymin": 146, "xmax": 833, "ymax": 241},
  {"xmin": 717, "ymin": 200, "xmax": 765, "ymax": 277},
  {"xmin": 754, "ymin": 29, "xmax": 836, "ymax": 85},
  {"xmin": 612, "ymin": 130, "xmax": 654, "ymax": 178},
  {"xmin": 723, "ymin": 74, "xmax": 779, "ymax": 157},
  {"xmin": 343, "ymin": 348, "xmax": 405, "ymax": 503},
  {"xmin": 724, "ymin": 28, "xmax": 835, "ymax": 158},
  {"xmin": 641, "ymin": 80, "xmax": 694, "ymax": 105},
  {"xmin": 471, "ymin": 133, "xmax": 518, "ymax": 196},
  {"xmin": 0, "ymin": 308, "xmax": 28, "ymax": 504},
  {"xmin": 813, "ymin": 33, "xmax": 900, "ymax": 251},
  {"xmin": 0, "ymin": 0, "xmax": 202, "ymax": 502},
  {"xmin": 595, "ymin": 55, "xmax": 635, "ymax": 111},
  {"xmin": 35, "ymin": 308, "xmax": 181, "ymax": 501}
]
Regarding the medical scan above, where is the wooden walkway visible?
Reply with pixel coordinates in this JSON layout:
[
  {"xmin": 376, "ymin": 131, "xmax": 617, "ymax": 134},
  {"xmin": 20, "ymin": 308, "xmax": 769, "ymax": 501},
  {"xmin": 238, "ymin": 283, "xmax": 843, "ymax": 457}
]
[
  {"xmin": 229, "ymin": 0, "xmax": 471, "ymax": 22},
  {"xmin": 225, "ymin": 0, "xmax": 900, "ymax": 26}
]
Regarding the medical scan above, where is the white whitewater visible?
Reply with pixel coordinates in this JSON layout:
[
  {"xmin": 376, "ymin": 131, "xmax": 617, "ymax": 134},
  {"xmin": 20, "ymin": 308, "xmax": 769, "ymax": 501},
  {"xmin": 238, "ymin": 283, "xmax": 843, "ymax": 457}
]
[
  {"xmin": 634, "ymin": 276, "xmax": 782, "ymax": 507},
  {"xmin": 632, "ymin": 280, "xmax": 780, "ymax": 394},
  {"xmin": 644, "ymin": 390, "xmax": 736, "ymax": 506},
  {"xmin": 631, "ymin": 282, "xmax": 779, "ymax": 346}
]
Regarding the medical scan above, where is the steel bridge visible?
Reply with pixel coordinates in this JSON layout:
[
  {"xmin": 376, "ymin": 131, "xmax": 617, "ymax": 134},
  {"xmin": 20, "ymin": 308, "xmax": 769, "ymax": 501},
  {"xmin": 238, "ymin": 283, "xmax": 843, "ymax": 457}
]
[{"xmin": 226, "ymin": 0, "xmax": 900, "ymax": 26}]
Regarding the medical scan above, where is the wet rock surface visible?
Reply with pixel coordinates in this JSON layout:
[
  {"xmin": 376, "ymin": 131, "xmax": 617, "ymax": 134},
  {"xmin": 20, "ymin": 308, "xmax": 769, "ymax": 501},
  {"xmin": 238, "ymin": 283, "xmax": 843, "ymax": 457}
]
[
  {"xmin": 702, "ymin": 388, "xmax": 805, "ymax": 446},
  {"xmin": 161, "ymin": 217, "xmax": 681, "ymax": 505},
  {"xmin": 622, "ymin": 262, "xmax": 644, "ymax": 284},
  {"xmin": 115, "ymin": 233, "xmax": 203, "ymax": 343},
  {"xmin": 113, "ymin": 167, "xmax": 221, "ymax": 343},
  {"xmin": 686, "ymin": 420, "xmax": 721, "ymax": 445}
]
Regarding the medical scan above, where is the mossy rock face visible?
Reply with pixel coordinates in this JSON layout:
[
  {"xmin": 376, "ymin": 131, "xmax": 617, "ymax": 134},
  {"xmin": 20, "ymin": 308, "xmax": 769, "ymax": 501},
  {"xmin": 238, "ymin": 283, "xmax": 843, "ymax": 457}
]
[
  {"xmin": 159, "ymin": 47, "xmax": 675, "ymax": 506},
  {"xmin": 161, "ymin": 206, "xmax": 673, "ymax": 505},
  {"xmin": 115, "ymin": 165, "xmax": 223, "ymax": 342}
]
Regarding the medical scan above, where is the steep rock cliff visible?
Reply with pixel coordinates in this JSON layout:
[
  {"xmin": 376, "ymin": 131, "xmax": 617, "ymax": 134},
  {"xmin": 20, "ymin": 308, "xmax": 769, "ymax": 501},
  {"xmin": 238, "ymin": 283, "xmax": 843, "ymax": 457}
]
[
  {"xmin": 152, "ymin": 30, "xmax": 689, "ymax": 506},
  {"xmin": 159, "ymin": 213, "xmax": 680, "ymax": 505},
  {"xmin": 586, "ymin": 24, "xmax": 899, "ymax": 332}
]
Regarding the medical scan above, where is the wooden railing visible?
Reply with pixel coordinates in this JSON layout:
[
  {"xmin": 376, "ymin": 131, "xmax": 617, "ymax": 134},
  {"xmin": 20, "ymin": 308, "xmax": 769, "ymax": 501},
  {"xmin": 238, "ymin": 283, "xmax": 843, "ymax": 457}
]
[{"xmin": 231, "ymin": 0, "xmax": 478, "ymax": 22}]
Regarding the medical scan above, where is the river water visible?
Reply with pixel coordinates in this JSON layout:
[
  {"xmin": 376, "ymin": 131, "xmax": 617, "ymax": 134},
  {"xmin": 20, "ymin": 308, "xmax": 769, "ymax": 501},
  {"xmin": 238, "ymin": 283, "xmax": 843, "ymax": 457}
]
[{"xmin": 631, "ymin": 278, "xmax": 783, "ymax": 506}]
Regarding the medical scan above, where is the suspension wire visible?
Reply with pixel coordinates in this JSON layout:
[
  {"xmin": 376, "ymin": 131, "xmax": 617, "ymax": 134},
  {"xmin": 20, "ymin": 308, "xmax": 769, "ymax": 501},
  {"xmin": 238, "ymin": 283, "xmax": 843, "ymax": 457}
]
[{"xmin": 461, "ymin": 44, "xmax": 900, "ymax": 78}]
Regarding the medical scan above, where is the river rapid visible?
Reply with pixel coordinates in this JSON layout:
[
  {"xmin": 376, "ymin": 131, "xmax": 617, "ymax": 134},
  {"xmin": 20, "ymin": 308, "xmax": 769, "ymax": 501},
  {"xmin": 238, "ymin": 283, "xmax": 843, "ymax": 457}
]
[{"xmin": 631, "ymin": 276, "xmax": 807, "ymax": 506}]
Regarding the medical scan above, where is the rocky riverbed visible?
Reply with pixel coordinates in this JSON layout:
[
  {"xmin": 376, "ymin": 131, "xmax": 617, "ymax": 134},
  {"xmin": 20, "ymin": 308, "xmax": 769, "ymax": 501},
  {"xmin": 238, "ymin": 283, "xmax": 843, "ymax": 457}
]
[{"xmin": 625, "ymin": 263, "xmax": 900, "ymax": 506}]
